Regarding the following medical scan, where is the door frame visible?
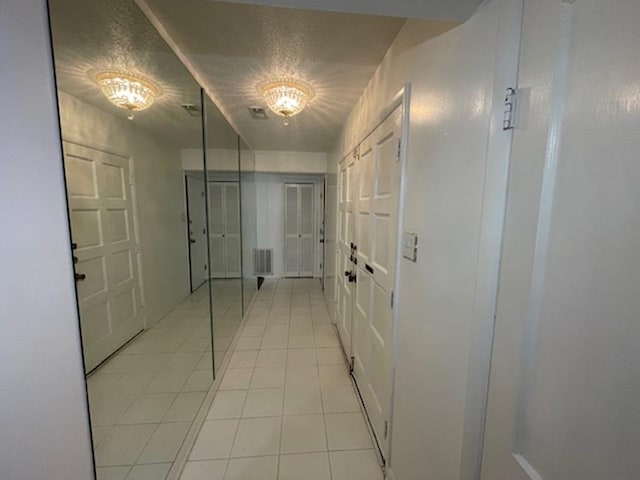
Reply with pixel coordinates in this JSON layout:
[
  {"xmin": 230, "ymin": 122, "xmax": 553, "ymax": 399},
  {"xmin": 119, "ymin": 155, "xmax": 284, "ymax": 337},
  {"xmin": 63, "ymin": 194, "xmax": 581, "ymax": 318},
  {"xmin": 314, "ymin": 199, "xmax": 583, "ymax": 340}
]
[
  {"xmin": 61, "ymin": 136, "xmax": 147, "ymax": 329},
  {"xmin": 458, "ymin": 1, "xmax": 524, "ymax": 479}
]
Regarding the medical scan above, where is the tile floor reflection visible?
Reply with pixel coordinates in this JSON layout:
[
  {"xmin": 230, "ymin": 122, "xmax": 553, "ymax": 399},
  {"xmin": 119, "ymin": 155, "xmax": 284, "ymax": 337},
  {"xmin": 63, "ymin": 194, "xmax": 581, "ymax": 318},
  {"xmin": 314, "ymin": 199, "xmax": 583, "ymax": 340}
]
[{"xmin": 90, "ymin": 279, "xmax": 247, "ymax": 480}]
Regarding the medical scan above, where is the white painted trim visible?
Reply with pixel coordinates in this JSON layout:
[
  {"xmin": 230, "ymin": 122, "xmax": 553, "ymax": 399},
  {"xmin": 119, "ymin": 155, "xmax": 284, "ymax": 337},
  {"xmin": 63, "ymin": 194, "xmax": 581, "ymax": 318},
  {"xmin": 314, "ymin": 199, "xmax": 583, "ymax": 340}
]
[
  {"xmin": 387, "ymin": 84, "xmax": 411, "ymax": 466},
  {"xmin": 513, "ymin": 454, "xmax": 545, "ymax": 480},
  {"xmin": 459, "ymin": 0, "xmax": 525, "ymax": 478},
  {"xmin": 514, "ymin": 0, "xmax": 575, "ymax": 455}
]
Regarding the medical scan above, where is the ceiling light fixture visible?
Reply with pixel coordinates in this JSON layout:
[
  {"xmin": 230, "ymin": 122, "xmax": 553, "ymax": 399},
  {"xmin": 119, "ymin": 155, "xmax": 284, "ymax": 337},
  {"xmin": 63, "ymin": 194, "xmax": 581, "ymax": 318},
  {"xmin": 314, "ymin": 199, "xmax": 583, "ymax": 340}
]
[
  {"xmin": 258, "ymin": 78, "xmax": 314, "ymax": 120},
  {"xmin": 94, "ymin": 71, "xmax": 162, "ymax": 113}
]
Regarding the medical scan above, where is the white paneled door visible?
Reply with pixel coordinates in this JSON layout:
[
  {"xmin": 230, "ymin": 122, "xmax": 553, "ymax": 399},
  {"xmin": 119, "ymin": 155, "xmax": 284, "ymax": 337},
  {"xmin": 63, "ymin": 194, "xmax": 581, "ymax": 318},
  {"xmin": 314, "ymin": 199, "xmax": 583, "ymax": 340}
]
[
  {"xmin": 64, "ymin": 142, "xmax": 143, "ymax": 373},
  {"xmin": 284, "ymin": 183, "xmax": 314, "ymax": 277},
  {"xmin": 352, "ymin": 108, "xmax": 402, "ymax": 457},
  {"xmin": 335, "ymin": 105, "xmax": 403, "ymax": 459},
  {"xmin": 186, "ymin": 175, "xmax": 208, "ymax": 290},
  {"xmin": 208, "ymin": 182, "xmax": 241, "ymax": 278},
  {"xmin": 336, "ymin": 153, "xmax": 357, "ymax": 358}
]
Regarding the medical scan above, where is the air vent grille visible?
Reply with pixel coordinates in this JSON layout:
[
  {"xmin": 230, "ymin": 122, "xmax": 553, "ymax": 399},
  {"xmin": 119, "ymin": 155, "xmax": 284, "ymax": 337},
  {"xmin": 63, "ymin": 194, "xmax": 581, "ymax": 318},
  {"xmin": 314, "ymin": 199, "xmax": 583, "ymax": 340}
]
[
  {"xmin": 254, "ymin": 248, "xmax": 273, "ymax": 275},
  {"xmin": 180, "ymin": 104, "xmax": 201, "ymax": 117},
  {"xmin": 248, "ymin": 107, "xmax": 268, "ymax": 120}
]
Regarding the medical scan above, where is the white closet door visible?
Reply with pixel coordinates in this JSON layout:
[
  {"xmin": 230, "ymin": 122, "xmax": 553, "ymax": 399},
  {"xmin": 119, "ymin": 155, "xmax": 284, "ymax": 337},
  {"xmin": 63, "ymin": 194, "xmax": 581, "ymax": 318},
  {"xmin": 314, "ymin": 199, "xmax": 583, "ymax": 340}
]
[
  {"xmin": 224, "ymin": 183, "xmax": 241, "ymax": 278},
  {"xmin": 208, "ymin": 182, "xmax": 225, "ymax": 278},
  {"xmin": 64, "ymin": 142, "xmax": 143, "ymax": 373},
  {"xmin": 284, "ymin": 184, "xmax": 300, "ymax": 277},
  {"xmin": 187, "ymin": 175, "xmax": 208, "ymax": 290},
  {"xmin": 299, "ymin": 184, "xmax": 315, "ymax": 277},
  {"xmin": 352, "ymin": 108, "xmax": 402, "ymax": 457},
  {"xmin": 337, "ymin": 155, "xmax": 357, "ymax": 358}
]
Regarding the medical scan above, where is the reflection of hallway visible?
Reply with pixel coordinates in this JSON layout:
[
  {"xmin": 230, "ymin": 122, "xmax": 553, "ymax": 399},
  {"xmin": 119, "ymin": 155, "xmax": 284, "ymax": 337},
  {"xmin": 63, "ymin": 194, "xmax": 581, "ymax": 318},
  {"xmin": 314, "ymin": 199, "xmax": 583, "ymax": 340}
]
[
  {"xmin": 89, "ymin": 280, "xmax": 248, "ymax": 479},
  {"xmin": 181, "ymin": 279, "xmax": 382, "ymax": 480}
]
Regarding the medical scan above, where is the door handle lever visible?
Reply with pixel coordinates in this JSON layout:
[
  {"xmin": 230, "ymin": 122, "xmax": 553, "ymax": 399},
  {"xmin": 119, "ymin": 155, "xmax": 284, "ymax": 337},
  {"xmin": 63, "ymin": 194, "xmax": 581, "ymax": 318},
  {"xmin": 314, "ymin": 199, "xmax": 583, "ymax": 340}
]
[
  {"xmin": 190, "ymin": 239, "xmax": 196, "ymax": 243},
  {"xmin": 75, "ymin": 273, "xmax": 86, "ymax": 282}
]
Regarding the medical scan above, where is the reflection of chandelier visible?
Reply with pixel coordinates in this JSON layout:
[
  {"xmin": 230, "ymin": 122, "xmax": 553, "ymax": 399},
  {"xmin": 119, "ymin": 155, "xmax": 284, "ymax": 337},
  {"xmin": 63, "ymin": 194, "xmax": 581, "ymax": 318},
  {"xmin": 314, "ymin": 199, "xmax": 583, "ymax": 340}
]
[
  {"xmin": 95, "ymin": 71, "xmax": 162, "ymax": 111},
  {"xmin": 258, "ymin": 78, "xmax": 314, "ymax": 118}
]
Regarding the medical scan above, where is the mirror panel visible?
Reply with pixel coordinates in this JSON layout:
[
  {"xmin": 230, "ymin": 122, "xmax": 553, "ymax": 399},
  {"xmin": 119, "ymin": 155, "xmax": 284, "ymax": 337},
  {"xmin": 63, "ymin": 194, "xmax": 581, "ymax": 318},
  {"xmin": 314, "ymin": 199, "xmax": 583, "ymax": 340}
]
[
  {"xmin": 240, "ymin": 138, "xmax": 258, "ymax": 313},
  {"xmin": 48, "ymin": 0, "xmax": 212, "ymax": 476},
  {"xmin": 202, "ymin": 94, "xmax": 243, "ymax": 376}
]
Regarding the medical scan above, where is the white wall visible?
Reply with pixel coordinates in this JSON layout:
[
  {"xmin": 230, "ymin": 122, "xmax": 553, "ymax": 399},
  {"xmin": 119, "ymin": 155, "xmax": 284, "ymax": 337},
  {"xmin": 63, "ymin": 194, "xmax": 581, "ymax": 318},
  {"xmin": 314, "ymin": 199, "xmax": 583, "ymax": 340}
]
[
  {"xmin": 330, "ymin": 1, "xmax": 515, "ymax": 478},
  {"xmin": 0, "ymin": 1, "xmax": 95, "ymax": 478},
  {"xmin": 182, "ymin": 148, "xmax": 239, "ymax": 171},
  {"xmin": 254, "ymin": 150, "xmax": 327, "ymax": 174},
  {"xmin": 255, "ymin": 173, "xmax": 325, "ymax": 278},
  {"xmin": 58, "ymin": 92, "xmax": 191, "ymax": 326}
]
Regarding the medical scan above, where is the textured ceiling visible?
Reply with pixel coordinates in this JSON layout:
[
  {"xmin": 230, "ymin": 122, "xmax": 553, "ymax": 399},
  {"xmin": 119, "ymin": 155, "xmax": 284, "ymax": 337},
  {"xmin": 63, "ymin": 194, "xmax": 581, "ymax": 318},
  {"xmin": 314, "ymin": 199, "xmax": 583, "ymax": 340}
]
[
  {"xmin": 48, "ymin": 0, "xmax": 237, "ymax": 149},
  {"xmin": 49, "ymin": 0, "xmax": 458, "ymax": 153},
  {"xmin": 139, "ymin": 0, "xmax": 408, "ymax": 152},
  {"xmin": 212, "ymin": 0, "xmax": 483, "ymax": 21}
]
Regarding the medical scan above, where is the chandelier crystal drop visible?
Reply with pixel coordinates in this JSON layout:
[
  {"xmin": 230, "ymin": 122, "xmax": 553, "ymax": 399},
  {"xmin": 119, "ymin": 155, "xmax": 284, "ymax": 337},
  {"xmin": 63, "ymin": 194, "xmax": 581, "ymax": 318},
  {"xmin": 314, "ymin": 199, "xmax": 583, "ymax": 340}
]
[
  {"xmin": 258, "ymin": 78, "xmax": 314, "ymax": 118},
  {"xmin": 95, "ymin": 71, "xmax": 162, "ymax": 111}
]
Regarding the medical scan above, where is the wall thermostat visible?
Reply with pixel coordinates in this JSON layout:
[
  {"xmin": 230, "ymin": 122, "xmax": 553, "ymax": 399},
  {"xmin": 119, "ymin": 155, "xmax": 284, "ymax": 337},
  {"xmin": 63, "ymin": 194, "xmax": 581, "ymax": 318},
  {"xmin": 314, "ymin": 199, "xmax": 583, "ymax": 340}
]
[{"xmin": 402, "ymin": 232, "xmax": 418, "ymax": 262}]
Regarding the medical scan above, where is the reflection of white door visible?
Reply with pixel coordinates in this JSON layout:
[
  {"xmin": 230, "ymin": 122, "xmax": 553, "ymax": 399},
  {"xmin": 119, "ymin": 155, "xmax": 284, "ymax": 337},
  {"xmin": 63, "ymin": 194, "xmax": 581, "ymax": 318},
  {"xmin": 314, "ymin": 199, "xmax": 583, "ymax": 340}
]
[
  {"xmin": 63, "ymin": 142, "xmax": 143, "ymax": 373},
  {"xmin": 284, "ymin": 183, "xmax": 314, "ymax": 277},
  {"xmin": 208, "ymin": 182, "xmax": 241, "ymax": 278},
  {"xmin": 481, "ymin": 2, "xmax": 640, "ymax": 478},
  {"xmin": 351, "ymin": 108, "xmax": 402, "ymax": 457},
  {"xmin": 186, "ymin": 175, "xmax": 207, "ymax": 290},
  {"xmin": 337, "ymin": 155, "xmax": 357, "ymax": 358}
]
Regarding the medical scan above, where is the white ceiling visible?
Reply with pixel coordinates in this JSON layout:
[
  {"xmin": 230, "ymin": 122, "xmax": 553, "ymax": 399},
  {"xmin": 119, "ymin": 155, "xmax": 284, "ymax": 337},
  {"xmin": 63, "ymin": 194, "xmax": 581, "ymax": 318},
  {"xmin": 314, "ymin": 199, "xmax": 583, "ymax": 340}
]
[
  {"xmin": 49, "ymin": 0, "xmax": 461, "ymax": 152},
  {"xmin": 212, "ymin": 0, "xmax": 483, "ymax": 21},
  {"xmin": 139, "ymin": 0, "xmax": 412, "ymax": 152},
  {"xmin": 48, "ymin": 0, "xmax": 237, "ymax": 149}
]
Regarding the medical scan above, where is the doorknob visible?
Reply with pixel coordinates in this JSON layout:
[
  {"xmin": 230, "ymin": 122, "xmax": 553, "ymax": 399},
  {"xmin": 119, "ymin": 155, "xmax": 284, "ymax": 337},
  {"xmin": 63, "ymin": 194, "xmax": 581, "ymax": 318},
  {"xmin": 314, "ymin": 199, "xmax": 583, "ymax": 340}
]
[
  {"xmin": 344, "ymin": 270, "xmax": 351, "ymax": 277},
  {"xmin": 190, "ymin": 239, "xmax": 196, "ymax": 243},
  {"xmin": 75, "ymin": 273, "xmax": 86, "ymax": 282}
]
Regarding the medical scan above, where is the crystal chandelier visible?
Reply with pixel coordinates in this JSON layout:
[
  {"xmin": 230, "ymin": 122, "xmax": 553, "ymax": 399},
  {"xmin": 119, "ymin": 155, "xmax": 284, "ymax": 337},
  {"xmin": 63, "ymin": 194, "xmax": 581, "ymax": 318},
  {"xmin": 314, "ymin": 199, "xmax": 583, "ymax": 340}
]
[
  {"xmin": 95, "ymin": 71, "xmax": 162, "ymax": 111},
  {"xmin": 258, "ymin": 78, "xmax": 314, "ymax": 119}
]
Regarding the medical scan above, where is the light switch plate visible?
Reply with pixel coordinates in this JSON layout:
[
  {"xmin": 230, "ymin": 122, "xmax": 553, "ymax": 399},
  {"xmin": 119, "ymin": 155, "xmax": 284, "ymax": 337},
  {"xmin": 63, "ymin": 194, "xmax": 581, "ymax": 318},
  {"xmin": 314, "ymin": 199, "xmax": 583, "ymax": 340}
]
[{"xmin": 402, "ymin": 231, "xmax": 418, "ymax": 262}]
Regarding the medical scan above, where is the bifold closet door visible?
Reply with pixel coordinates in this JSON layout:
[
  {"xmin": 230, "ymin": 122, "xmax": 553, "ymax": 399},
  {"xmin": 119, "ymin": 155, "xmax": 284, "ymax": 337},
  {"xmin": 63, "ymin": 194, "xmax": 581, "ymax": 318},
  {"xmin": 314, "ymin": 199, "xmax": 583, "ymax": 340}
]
[
  {"xmin": 285, "ymin": 183, "xmax": 314, "ymax": 277},
  {"xmin": 208, "ymin": 182, "xmax": 241, "ymax": 278},
  {"xmin": 223, "ymin": 183, "xmax": 241, "ymax": 278}
]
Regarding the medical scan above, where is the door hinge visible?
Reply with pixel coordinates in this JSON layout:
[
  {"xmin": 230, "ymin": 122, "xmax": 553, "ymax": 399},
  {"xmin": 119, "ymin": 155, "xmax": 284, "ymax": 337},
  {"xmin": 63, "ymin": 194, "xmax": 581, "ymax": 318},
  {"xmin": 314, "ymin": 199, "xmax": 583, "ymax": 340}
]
[
  {"xmin": 503, "ymin": 87, "xmax": 517, "ymax": 130},
  {"xmin": 201, "ymin": 191, "xmax": 205, "ymax": 197},
  {"xmin": 396, "ymin": 138, "xmax": 401, "ymax": 161},
  {"xmin": 390, "ymin": 290, "xmax": 394, "ymax": 308},
  {"xmin": 129, "ymin": 175, "xmax": 134, "ymax": 186},
  {"xmin": 349, "ymin": 355, "xmax": 355, "ymax": 373},
  {"xmin": 134, "ymin": 244, "xmax": 141, "ymax": 254},
  {"xmin": 384, "ymin": 421, "xmax": 389, "ymax": 439}
]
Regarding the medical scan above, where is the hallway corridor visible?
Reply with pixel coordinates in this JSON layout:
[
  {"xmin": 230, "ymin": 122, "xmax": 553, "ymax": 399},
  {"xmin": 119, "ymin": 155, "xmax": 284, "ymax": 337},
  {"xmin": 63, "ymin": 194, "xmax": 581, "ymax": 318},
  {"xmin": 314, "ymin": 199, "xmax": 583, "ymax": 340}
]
[{"xmin": 180, "ymin": 279, "xmax": 383, "ymax": 480}]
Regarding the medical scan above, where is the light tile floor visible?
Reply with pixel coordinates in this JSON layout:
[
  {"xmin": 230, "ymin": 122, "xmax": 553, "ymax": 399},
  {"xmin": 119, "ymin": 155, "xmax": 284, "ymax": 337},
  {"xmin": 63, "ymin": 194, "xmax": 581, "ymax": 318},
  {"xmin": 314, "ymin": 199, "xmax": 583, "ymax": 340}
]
[
  {"xmin": 90, "ymin": 280, "xmax": 246, "ymax": 480},
  {"xmin": 180, "ymin": 278, "xmax": 383, "ymax": 480}
]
